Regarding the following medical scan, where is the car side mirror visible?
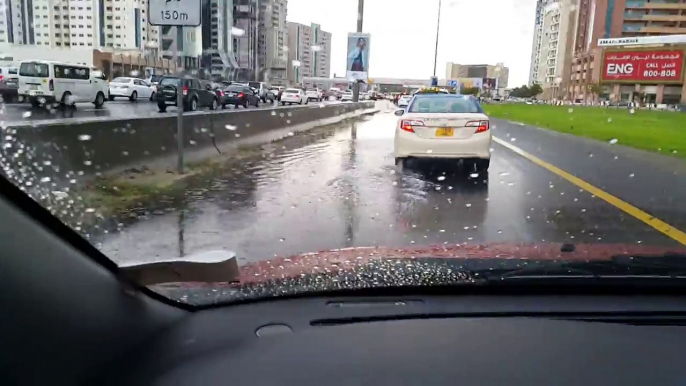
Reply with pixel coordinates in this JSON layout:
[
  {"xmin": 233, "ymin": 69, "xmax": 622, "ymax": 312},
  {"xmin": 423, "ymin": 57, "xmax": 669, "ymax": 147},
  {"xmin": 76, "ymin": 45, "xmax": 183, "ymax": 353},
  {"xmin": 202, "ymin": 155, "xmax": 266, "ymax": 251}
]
[{"xmin": 394, "ymin": 109, "xmax": 404, "ymax": 116}]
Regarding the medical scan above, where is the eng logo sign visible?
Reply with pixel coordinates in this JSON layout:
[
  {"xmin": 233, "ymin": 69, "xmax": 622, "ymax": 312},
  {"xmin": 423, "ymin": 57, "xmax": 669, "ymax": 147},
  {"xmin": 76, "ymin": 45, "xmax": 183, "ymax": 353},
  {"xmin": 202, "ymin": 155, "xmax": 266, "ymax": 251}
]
[{"xmin": 602, "ymin": 49, "xmax": 684, "ymax": 83}]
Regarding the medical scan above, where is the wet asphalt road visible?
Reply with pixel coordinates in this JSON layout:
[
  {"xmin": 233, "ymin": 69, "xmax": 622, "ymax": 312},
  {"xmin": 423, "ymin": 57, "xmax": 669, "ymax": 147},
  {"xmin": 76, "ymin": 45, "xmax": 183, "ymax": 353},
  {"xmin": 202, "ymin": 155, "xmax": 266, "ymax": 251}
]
[
  {"xmin": 99, "ymin": 102, "xmax": 685, "ymax": 265},
  {"xmin": 0, "ymin": 98, "xmax": 342, "ymax": 123}
]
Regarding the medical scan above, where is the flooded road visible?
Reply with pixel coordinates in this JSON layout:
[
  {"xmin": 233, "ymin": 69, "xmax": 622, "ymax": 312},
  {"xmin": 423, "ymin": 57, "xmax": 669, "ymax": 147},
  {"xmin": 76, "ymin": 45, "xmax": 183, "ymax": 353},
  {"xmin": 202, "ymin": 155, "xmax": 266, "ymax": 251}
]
[{"xmin": 100, "ymin": 107, "xmax": 681, "ymax": 265}]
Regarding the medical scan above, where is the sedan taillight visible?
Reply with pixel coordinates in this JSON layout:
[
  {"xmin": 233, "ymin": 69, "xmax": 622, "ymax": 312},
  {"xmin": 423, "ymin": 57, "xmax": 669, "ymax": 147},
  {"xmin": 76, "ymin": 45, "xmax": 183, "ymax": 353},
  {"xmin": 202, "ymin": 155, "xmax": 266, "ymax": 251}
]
[
  {"xmin": 466, "ymin": 120, "xmax": 489, "ymax": 133},
  {"xmin": 400, "ymin": 119, "xmax": 424, "ymax": 133}
]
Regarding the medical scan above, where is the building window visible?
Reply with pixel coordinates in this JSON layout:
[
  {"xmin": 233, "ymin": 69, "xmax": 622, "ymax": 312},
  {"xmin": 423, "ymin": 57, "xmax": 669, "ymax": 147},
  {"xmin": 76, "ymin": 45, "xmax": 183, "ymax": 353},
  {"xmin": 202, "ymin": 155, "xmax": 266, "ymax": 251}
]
[
  {"xmin": 87, "ymin": 33, "xmax": 92, "ymax": 37},
  {"xmin": 55, "ymin": 15, "xmax": 60, "ymax": 19},
  {"xmin": 115, "ymin": 34, "xmax": 120, "ymax": 37},
  {"xmin": 87, "ymin": 16, "xmax": 91, "ymax": 19},
  {"xmin": 88, "ymin": 43, "xmax": 92, "ymax": 46},
  {"xmin": 55, "ymin": 33, "xmax": 60, "ymax": 37},
  {"xmin": 79, "ymin": 42, "xmax": 84, "ymax": 45},
  {"xmin": 107, "ymin": 25, "xmax": 112, "ymax": 29},
  {"xmin": 56, "ymin": 42, "xmax": 61, "ymax": 46}
]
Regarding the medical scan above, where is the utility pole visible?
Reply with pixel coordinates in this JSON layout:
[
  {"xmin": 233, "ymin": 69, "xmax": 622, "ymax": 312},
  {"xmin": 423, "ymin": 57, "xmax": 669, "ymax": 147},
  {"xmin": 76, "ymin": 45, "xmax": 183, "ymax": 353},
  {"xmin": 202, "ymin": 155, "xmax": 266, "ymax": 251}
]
[
  {"xmin": 433, "ymin": 0, "xmax": 442, "ymax": 78},
  {"xmin": 352, "ymin": 0, "xmax": 364, "ymax": 102},
  {"xmin": 176, "ymin": 26, "xmax": 185, "ymax": 174}
]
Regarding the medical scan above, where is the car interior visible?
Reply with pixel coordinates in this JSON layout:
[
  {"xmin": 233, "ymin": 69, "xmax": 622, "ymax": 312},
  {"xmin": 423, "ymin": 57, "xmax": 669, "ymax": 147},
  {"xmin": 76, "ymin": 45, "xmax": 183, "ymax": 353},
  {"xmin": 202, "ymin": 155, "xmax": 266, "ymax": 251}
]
[{"xmin": 2, "ymin": 173, "xmax": 686, "ymax": 385}]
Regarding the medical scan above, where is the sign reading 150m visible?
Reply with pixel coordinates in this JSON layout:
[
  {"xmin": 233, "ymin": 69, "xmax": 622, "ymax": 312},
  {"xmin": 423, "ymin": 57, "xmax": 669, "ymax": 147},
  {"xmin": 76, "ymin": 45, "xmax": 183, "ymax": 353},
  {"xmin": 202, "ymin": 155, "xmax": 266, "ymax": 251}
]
[{"xmin": 149, "ymin": 0, "xmax": 201, "ymax": 26}]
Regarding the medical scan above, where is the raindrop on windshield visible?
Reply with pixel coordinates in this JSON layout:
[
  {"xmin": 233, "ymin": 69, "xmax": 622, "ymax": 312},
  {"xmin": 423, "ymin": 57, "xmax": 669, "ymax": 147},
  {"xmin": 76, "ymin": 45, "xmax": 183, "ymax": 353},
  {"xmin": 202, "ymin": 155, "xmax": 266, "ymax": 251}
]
[
  {"xmin": 271, "ymin": 111, "xmax": 277, "ymax": 116},
  {"xmin": 40, "ymin": 177, "xmax": 51, "ymax": 183},
  {"xmin": 469, "ymin": 172, "xmax": 479, "ymax": 178},
  {"xmin": 465, "ymin": 203, "xmax": 472, "ymax": 207},
  {"xmin": 78, "ymin": 134, "xmax": 92, "ymax": 141},
  {"xmin": 629, "ymin": 108, "xmax": 635, "ymax": 114},
  {"xmin": 84, "ymin": 160, "xmax": 92, "ymax": 166},
  {"xmin": 629, "ymin": 173, "xmax": 635, "ymax": 178},
  {"xmin": 288, "ymin": 132, "xmax": 294, "ymax": 136},
  {"xmin": 426, "ymin": 150, "xmax": 433, "ymax": 154},
  {"xmin": 85, "ymin": 208, "xmax": 96, "ymax": 213},
  {"xmin": 499, "ymin": 172, "xmax": 510, "ymax": 177},
  {"xmin": 568, "ymin": 108, "xmax": 573, "ymax": 113},
  {"xmin": 510, "ymin": 138, "xmax": 516, "ymax": 142},
  {"xmin": 225, "ymin": 125, "xmax": 237, "ymax": 131},
  {"xmin": 22, "ymin": 111, "xmax": 32, "ymax": 118},
  {"xmin": 607, "ymin": 118, "xmax": 613, "ymax": 123},
  {"xmin": 609, "ymin": 138, "xmax": 618, "ymax": 145},
  {"xmin": 437, "ymin": 176, "xmax": 446, "ymax": 181}
]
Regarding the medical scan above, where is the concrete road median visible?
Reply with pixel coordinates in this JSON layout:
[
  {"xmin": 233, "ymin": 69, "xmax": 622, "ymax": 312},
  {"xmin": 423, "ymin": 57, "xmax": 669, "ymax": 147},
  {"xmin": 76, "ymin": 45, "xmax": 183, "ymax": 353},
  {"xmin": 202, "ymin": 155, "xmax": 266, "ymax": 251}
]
[{"xmin": 2, "ymin": 102, "xmax": 377, "ymax": 181}]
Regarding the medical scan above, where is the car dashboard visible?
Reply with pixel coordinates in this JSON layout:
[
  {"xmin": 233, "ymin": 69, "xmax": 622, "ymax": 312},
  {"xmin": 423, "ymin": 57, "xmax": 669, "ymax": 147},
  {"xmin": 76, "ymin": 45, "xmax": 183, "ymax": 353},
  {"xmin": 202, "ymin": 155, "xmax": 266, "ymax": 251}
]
[{"xmin": 99, "ymin": 294, "xmax": 686, "ymax": 385}]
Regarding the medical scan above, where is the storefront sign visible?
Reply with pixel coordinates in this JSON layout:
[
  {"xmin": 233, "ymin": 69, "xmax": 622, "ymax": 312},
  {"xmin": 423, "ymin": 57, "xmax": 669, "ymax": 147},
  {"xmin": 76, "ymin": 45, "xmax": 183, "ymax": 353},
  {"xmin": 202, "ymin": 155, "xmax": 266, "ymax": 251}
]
[
  {"xmin": 601, "ymin": 49, "xmax": 684, "ymax": 83},
  {"xmin": 598, "ymin": 34, "xmax": 686, "ymax": 47}
]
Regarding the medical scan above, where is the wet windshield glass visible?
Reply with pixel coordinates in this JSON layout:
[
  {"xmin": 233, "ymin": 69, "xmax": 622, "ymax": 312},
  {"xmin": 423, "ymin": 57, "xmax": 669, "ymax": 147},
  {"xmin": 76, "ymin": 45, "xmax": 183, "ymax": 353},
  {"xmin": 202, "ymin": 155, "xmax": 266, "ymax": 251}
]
[{"xmin": 2, "ymin": 0, "xmax": 686, "ymax": 307}]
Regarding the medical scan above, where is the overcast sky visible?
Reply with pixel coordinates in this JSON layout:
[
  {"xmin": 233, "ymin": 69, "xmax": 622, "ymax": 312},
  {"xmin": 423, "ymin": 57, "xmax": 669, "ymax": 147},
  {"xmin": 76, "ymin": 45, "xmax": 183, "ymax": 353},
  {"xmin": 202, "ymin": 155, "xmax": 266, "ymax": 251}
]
[{"xmin": 286, "ymin": 0, "xmax": 537, "ymax": 87}]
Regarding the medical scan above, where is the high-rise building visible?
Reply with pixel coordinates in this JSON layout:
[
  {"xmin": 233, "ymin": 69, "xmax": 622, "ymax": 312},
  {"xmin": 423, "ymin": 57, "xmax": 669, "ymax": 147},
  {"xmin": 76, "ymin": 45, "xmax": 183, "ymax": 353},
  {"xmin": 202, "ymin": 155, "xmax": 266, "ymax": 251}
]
[
  {"xmin": 0, "ymin": 0, "xmax": 159, "ymax": 50},
  {"xmin": 201, "ymin": 0, "xmax": 238, "ymax": 79},
  {"xmin": 568, "ymin": 0, "xmax": 686, "ymax": 102},
  {"xmin": 286, "ymin": 22, "xmax": 330, "ymax": 86},
  {"xmin": 445, "ymin": 62, "xmax": 509, "ymax": 88},
  {"xmin": 233, "ymin": 0, "xmax": 258, "ymax": 81},
  {"xmin": 528, "ymin": 0, "xmax": 578, "ymax": 100},
  {"xmin": 258, "ymin": 0, "xmax": 287, "ymax": 85}
]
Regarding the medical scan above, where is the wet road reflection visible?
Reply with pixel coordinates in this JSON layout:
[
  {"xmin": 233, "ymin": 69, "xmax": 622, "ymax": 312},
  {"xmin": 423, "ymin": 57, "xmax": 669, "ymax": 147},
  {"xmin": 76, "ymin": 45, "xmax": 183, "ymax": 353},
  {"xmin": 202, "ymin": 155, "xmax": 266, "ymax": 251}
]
[{"xmin": 100, "ymin": 110, "xmax": 678, "ymax": 265}]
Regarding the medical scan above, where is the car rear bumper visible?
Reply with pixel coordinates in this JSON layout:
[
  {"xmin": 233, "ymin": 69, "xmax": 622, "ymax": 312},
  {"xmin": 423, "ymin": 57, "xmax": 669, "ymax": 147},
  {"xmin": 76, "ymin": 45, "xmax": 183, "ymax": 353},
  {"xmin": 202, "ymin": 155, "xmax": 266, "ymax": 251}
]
[
  {"xmin": 281, "ymin": 96, "xmax": 301, "ymax": 103},
  {"xmin": 221, "ymin": 97, "xmax": 245, "ymax": 105},
  {"xmin": 394, "ymin": 129, "xmax": 491, "ymax": 159}
]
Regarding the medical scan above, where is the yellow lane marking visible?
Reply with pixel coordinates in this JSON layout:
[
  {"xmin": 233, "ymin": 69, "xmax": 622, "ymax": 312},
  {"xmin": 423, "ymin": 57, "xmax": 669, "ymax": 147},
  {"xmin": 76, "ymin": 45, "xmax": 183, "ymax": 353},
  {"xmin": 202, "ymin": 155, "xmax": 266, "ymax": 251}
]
[{"xmin": 493, "ymin": 136, "xmax": 686, "ymax": 246}]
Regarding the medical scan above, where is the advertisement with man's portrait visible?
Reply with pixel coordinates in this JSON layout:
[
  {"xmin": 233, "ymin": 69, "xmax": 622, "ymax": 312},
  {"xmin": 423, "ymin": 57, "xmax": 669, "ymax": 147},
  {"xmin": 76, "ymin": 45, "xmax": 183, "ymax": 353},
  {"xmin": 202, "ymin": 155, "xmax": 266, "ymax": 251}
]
[{"xmin": 346, "ymin": 33, "xmax": 371, "ymax": 82}]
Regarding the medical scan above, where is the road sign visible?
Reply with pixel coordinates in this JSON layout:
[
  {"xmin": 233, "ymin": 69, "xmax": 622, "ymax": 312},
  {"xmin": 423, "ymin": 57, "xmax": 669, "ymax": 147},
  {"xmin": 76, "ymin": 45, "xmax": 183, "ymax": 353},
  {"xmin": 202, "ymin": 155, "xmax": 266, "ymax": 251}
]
[
  {"xmin": 430, "ymin": 76, "xmax": 438, "ymax": 86},
  {"xmin": 149, "ymin": 0, "xmax": 201, "ymax": 26},
  {"xmin": 448, "ymin": 80, "xmax": 457, "ymax": 87}
]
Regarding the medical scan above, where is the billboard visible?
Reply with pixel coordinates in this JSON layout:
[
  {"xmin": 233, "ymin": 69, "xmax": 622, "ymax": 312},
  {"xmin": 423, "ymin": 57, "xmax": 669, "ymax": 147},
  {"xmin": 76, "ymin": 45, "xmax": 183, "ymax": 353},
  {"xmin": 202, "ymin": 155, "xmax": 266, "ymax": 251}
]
[
  {"xmin": 482, "ymin": 78, "xmax": 498, "ymax": 90},
  {"xmin": 457, "ymin": 77, "xmax": 483, "ymax": 90},
  {"xmin": 346, "ymin": 33, "xmax": 371, "ymax": 82},
  {"xmin": 601, "ymin": 49, "xmax": 685, "ymax": 83}
]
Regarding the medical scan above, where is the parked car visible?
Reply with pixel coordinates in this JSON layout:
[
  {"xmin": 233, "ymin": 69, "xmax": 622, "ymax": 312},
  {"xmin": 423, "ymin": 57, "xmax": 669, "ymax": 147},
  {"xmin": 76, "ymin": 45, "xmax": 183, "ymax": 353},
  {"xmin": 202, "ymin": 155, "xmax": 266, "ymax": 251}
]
[
  {"xmin": 248, "ymin": 81, "xmax": 271, "ymax": 102},
  {"xmin": 154, "ymin": 75, "xmax": 219, "ymax": 112},
  {"xmin": 280, "ymin": 88, "xmax": 307, "ymax": 105},
  {"xmin": 220, "ymin": 84, "xmax": 260, "ymax": 109},
  {"xmin": 305, "ymin": 88, "xmax": 322, "ymax": 102},
  {"xmin": 0, "ymin": 66, "xmax": 19, "ymax": 103},
  {"xmin": 341, "ymin": 91, "xmax": 353, "ymax": 102},
  {"xmin": 108, "ymin": 77, "xmax": 155, "ymax": 102}
]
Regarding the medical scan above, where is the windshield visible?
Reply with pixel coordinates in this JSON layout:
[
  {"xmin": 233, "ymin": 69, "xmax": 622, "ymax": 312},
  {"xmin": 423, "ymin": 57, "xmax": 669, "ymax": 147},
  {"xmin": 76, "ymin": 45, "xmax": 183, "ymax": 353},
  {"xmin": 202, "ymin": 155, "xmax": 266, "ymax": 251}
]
[
  {"xmin": 226, "ymin": 85, "xmax": 246, "ymax": 92},
  {"xmin": 159, "ymin": 77, "xmax": 180, "ymax": 86},
  {"xmin": 19, "ymin": 62, "xmax": 49, "ymax": 77},
  {"xmin": 3, "ymin": 1, "xmax": 686, "ymax": 308},
  {"xmin": 408, "ymin": 96, "xmax": 482, "ymax": 113}
]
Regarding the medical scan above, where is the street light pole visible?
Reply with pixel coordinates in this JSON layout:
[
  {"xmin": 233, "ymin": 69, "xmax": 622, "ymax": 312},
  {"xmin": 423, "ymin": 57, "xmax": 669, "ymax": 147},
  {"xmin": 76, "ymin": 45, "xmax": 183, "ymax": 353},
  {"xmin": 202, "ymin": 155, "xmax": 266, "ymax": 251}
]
[
  {"xmin": 352, "ymin": 0, "xmax": 364, "ymax": 102},
  {"xmin": 433, "ymin": 0, "xmax": 442, "ymax": 78}
]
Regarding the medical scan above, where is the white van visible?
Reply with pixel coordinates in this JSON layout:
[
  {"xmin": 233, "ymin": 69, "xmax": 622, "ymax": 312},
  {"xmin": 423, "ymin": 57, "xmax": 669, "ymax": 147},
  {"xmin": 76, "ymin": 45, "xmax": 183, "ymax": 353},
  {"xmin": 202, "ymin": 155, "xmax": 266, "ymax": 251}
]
[{"xmin": 18, "ymin": 60, "xmax": 108, "ymax": 108}]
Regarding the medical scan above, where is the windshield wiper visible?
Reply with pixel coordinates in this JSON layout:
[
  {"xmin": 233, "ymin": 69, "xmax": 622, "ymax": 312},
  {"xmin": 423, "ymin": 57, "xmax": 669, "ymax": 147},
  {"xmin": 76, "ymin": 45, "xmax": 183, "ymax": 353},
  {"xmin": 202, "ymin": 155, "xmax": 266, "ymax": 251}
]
[{"xmin": 490, "ymin": 253, "xmax": 686, "ymax": 281}]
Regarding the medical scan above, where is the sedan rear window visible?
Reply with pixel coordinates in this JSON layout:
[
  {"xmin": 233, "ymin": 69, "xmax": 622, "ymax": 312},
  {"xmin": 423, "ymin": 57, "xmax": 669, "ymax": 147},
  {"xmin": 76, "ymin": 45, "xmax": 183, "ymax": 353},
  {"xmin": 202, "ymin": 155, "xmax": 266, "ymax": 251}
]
[
  {"xmin": 112, "ymin": 77, "xmax": 131, "ymax": 83},
  {"xmin": 226, "ymin": 85, "xmax": 246, "ymax": 92},
  {"xmin": 408, "ymin": 96, "xmax": 482, "ymax": 114},
  {"xmin": 284, "ymin": 88, "xmax": 300, "ymax": 93}
]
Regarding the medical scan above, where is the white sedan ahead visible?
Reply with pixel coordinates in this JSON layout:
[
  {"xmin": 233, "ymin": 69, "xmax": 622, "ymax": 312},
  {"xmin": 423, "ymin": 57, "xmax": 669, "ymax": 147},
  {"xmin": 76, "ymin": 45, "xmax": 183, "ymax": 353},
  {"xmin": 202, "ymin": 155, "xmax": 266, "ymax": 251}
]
[
  {"xmin": 280, "ymin": 88, "xmax": 307, "ymax": 105},
  {"xmin": 394, "ymin": 94, "xmax": 491, "ymax": 171},
  {"xmin": 397, "ymin": 94, "xmax": 413, "ymax": 107},
  {"xmin": 108, "ymin": 77, "xmax": 154, "ymax": 102},
  {"xmin": 341, "ymin": 92, "xmax": 353, "ymax": 101}
]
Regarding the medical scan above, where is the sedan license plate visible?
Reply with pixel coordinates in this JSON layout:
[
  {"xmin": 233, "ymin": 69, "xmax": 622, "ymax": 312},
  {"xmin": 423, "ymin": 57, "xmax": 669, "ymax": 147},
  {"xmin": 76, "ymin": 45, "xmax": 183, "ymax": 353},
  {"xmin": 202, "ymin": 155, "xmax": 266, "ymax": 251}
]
[{"xmin": 436, "ymin": 128, "xmax": 454, "ymax": 137}]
